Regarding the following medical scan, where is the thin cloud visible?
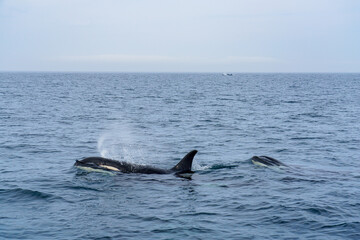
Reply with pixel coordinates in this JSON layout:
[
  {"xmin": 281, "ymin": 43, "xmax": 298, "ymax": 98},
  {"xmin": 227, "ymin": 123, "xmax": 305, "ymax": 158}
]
[
  {"xmin": 220, "ymin": 56, "xmax": 278, "ymax": 63},
  {"xmin": 56, "ymin": 54, "xmax": 177, "ymax": 63},
  {"xmin": 54, "ymin": 54, "xmax": 278, "ymax": 64}
]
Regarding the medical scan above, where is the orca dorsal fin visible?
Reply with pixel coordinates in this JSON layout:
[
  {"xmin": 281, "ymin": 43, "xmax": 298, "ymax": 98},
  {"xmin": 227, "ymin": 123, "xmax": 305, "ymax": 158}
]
[{"xmin": 171, "ymin": 150, "xmax": 197, "ymax": 173}]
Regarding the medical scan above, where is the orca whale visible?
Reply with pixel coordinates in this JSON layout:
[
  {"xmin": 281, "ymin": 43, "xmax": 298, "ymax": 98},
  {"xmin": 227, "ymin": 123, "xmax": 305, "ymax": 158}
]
[
  {"xmin": 251, "ymin": 156, "xmax": 287, "ymax": 168},
  {"xmin": 74, "ymin": 150, "xmax": 197, "ymax": 175}
]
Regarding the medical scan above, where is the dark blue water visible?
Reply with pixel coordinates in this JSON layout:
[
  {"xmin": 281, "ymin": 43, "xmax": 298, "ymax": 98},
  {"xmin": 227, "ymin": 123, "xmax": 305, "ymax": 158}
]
[{"xmin": 1, "ymin": 72, "xmax": 360, "ymax": 239}]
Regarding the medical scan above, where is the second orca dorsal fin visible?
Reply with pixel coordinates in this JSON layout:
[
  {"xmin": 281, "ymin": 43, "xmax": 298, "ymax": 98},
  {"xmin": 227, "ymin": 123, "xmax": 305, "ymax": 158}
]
[{"xmin": 171, "ymin": 150, "xmax": 197, "ymax": 173}]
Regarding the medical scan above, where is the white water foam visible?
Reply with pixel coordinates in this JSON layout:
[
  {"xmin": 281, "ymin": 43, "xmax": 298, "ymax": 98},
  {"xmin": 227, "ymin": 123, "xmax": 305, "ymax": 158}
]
[{"xmin": 191, "ymin": 159, "xmax": 209, "ymax": 171}]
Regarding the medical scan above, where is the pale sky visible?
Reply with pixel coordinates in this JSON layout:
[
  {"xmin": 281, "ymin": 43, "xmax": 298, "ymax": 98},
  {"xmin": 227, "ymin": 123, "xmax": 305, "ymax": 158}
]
[{"xmin": 0, "ymin": 0, "xmax": 359, "ymax": 72}]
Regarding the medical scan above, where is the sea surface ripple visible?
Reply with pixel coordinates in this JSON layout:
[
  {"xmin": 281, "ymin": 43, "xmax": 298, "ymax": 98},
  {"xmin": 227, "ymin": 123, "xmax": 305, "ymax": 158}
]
[{"xmin": 1, "ymin": 73, "xmax": 360, "ymax": 239}]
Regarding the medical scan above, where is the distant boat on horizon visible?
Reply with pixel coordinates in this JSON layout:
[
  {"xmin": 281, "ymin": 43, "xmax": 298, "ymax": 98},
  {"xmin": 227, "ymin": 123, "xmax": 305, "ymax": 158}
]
[{"xmin": 222, "ymin": 73, "xmax": 233, "ymax": 76}]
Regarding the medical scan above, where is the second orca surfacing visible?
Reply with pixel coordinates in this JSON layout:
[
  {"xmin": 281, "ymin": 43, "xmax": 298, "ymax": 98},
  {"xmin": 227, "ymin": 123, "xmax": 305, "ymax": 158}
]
[
  {"xmin": 75, "ymin": 150, "xmax": 197, "ymax": 176},
  {"xmin": 251, "ymin": 155, "xmax": 287, "ymax": 168}
]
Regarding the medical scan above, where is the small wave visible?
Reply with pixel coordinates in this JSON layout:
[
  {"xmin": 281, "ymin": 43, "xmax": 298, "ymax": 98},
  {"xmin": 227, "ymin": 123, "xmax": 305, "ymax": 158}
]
[
  {"xmin": 280, "ymin": 176, "xmax": 327, "ymax": 184},
  {"xmin": 305, "ymin": 207, "xmax": 332, "ymax": 216},
  {"xmin": 319, "ymin": 222, "xmax": 350, "ymax": 229},
  {"xmin": 151, "ymin": 226, "xmax": 213, "ymax": 234},
  {"xmin": 190, "ymin": 212, "xmax": 218, "ymax": 216},
  {"xmin": 141, "ymin": 216, "xmax": 171, "ymax": 223},
  {"xmin": 0, "ymin": 188, "xmax": 59, "ymax": 203},
  {"xmin": 66, "ymin": 185, "xmax": 102, "ymax": 192}
]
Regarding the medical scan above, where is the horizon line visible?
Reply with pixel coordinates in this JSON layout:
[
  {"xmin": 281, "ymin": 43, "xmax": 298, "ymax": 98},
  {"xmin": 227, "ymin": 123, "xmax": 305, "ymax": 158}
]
[{"xmin": 1, "ymin": 70, "xmax": 360, "ymax": 74}]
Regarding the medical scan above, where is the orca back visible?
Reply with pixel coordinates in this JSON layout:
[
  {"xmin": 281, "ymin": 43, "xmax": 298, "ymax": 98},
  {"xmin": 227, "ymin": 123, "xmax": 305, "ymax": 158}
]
[
  {"xmin": 251, "ymin": 156, "xmax": 286, "ymax": 167},
  {"xmin": 75, "ymin": 150, "xmax": 198, "ymax": 175}
]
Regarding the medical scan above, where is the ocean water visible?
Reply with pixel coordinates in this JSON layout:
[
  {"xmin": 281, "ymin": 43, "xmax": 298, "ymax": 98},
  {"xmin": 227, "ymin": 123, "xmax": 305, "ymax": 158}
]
[{"xmin": 0, "ymin": 72, "xmax": 360, "ymax": 239}]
